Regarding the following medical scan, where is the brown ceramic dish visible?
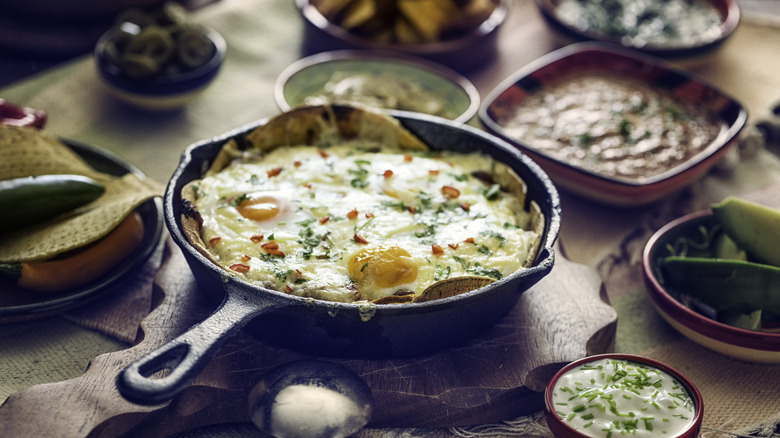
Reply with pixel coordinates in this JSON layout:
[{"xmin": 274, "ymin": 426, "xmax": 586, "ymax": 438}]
[
  {"xmin": 479, "ymin": 42, "xmax": 747, "ymax": 207},
  {"xmin": 642, "ymin": 210, "xmax": 780, "ymax": 363},
  {"xmin": 295, "ymin": 0, "xmax": 508, "ymax": 73},
  {"xmin": 535, "ymin": 0, "xmax": 740, "ymax": 57}
]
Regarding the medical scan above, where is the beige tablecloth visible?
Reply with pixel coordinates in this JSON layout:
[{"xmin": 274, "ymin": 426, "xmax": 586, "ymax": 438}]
[{"xmin": 1, "ymin": 0, "xmax": 780, "ymax": 436}]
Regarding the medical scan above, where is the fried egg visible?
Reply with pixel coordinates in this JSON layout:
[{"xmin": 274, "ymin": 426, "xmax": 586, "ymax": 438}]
[{"xmin": 191, "ymin": 142, "xmax": 540, "ymax": 303}]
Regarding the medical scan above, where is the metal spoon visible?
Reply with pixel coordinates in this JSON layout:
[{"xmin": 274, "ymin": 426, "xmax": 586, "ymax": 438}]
[{"xmin": 248, "ymin": 360, "xmax": 374, "ymax": 438}]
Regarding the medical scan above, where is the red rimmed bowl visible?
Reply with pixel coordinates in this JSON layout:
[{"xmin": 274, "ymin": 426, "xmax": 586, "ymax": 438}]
[
  {"xmin": 642, "ymin": 210, "xmax": 780, "ymax": 363},
  {"xmin": 295, "ymin": 0, "xmax": 508, "ymax": 73},
  {"xmin": 535, "ymin": 0, "xmax": 740, "ymax": 58},
  {"xmin": 479, "ymin": 42, "xmax": 747, "ymax": 207},
  {"xmin": 544, "ymin": 353, "xmax": 703, "ymax": 438}
]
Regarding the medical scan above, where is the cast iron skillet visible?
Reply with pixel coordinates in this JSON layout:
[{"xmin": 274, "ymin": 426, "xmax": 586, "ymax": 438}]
[{"xmin": 117, "ymin": 108, "xmax": 561, "ymax": 405}]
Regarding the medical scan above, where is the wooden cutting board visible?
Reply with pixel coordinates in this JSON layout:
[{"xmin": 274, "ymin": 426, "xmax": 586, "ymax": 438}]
[{"xmin": 0, "ymin": 239, "xmax": 616, "ymax": 437}]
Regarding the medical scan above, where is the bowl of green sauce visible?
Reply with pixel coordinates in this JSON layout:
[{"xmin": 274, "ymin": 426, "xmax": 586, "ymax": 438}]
[
  {"xmin": 536, "ymin": 0, "xmax": 740, "ymax": 57},
  {"xmin": 545, "ymin": 354, "xmax": 703, "ymax": 438},
  {"xmin": 275, "ymin": 50, "xmax": 480, "ymax": 124}
]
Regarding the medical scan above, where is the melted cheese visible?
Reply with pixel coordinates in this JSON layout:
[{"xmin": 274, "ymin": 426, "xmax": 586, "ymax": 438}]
[{"xmin": 191, "ymin": 141, "xmax": 539, "ymax": 303}]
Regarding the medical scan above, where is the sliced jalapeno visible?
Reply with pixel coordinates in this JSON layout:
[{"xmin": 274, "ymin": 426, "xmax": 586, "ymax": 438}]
[
  {"xmin": 662, "ymin": 256, "xmax": 780, "ymax": 315},
  {"xmin": 127, "ymin": 25, "xmax": 175, "ymax": 66},
  {"xmin": 122, "ymin": 53, "xmax": 161, "ymax": 78},
  {"xmin": 176, "ymin": 27, "xmax": 216, "ymax": 70}
]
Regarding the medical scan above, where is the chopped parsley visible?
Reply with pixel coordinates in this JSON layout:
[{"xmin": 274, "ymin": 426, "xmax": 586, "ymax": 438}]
[
  {"xmin": 483, "ymin": 184, "xmax": 501, "ymax": 201},
  {"xmin": 452, "ymin": 255, "xmax": 502, "ymax": 280},
  {"xmin": 434, "ymin": 264, "xmax": 452, "ymax": 281},
  {"xmin": 480, "ymin": 230, "xmax": 507, "ymax": 247}
]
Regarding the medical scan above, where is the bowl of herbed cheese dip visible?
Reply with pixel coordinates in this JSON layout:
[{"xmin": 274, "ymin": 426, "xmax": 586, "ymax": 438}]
[{"xmin": 545, "ymin": 354, "xmax": 703, "ymax": 438}]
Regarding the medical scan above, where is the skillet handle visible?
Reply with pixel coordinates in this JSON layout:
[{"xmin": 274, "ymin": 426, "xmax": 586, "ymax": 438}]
[{"xmin": 116, "ymin": 290, "xmax": 277, "ymax": 405}]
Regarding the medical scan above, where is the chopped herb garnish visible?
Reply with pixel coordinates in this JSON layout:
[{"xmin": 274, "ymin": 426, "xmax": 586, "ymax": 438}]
[
  {"xmin": 483, "ymin": 184, "xmax": 501, "ymax": 201},
  {"xmin": 228, "ymin": 193, "xmax": 250, "ymax": 207},
  {"xmin": 480, "ymin": 230, "xmax": 507, "ymax": 247},
  {"xmin": 414, "ymin": 224, "xmax": 437, "ymax": 239},
  {"xmin": 434, "ymin": 264, "xmax": 452, "ymax": 281},
  {"xmin": 577, "ymin": 132, "xmax": 595, "ymax": 145},
  {"xmin": 382, "ymin": 200, "xmax": 409, "ymax": 211}
]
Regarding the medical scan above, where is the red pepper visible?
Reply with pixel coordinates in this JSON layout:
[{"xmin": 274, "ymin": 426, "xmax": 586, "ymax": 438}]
[
  {"xmin": 229, "ymin": 263, "xmax": 250, "ymax": 273},
  {"xmin": 261, "ymin": 241, "xmax": 285, "ymax": 257},
  {"xmin": 441, "ymin": 185, "xmax": 461, "ymax": 199},
  {"xmin": 0, "ymin": 99, "xmax": 46, "ymax": 129}
]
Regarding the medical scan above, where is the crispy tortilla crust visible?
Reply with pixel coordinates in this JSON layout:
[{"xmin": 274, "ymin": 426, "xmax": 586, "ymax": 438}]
[
  {"xmin": 246, "ymin": 105, "xmax": 428, "ymax": 153},
  {"xmin": 180, "ymin": 105, "xmax": 545, "ymax": 302}
]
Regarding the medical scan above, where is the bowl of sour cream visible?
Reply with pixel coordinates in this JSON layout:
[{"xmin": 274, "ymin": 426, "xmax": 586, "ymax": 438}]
[{"xmin": 544, "ymin": 354, "xmax": 703, "ymax": 438}]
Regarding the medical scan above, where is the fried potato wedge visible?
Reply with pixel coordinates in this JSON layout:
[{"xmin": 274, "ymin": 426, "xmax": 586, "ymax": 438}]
[{"xmin": 311, "ymin": 0, "xmax": 498, "ymax": 44}]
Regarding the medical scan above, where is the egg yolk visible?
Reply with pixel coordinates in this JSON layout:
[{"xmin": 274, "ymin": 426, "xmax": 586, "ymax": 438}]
[
  {"xmin": 348, "ymin": 245, "xmax": 418, "ymax": 289},
  {"xmin": 236, "ymin": 195, "xmax": 283, "ymax": 222}
]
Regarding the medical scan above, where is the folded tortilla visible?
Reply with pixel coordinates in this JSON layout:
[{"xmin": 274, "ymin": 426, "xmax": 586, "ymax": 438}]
[{"xmin": 0, "ymin": 125, "xmax": 163, "ymax": 263}]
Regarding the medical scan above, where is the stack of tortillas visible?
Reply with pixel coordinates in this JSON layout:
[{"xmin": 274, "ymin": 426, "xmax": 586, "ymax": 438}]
[{"xmin": 0, "ymin": 124, "xmax": 163, "ymax": 263}]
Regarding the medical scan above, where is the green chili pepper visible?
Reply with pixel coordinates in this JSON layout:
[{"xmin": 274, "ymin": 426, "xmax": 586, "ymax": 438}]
[
  {"xmin": 0, "ymin": 174, "xmax": 105, "ymax": 230},
  {"xmin": 661, "ymin": 256, "xmax": 780, "ymax": 315}
]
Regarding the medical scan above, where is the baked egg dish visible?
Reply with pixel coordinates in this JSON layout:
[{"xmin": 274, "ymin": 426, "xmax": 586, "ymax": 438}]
[{"xmin": 182, "ymin": 106, "xmax": 543, "ymax": 304}]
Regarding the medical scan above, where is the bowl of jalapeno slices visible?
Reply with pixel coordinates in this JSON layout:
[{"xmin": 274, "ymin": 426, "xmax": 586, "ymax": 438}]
[
  {"xmin": 94, "ymin": 2, "xmax": 227, "ymax": 110},
  {"xmin": 642, "ymin": 196, "xmax": 780, "ymax": 364}
]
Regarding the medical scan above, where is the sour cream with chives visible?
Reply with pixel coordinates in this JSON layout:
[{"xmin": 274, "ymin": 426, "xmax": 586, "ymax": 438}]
[{"xmin": 550, "ymin": 358, "xmax": 696, "ymax": 437}]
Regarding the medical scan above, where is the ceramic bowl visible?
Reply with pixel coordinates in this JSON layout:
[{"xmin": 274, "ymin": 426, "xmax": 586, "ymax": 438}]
[
  {"xmin": 94, "ymin": 24, "xmax": 226, "ymax": 110},
  {"xmin": 642, "ymin": 210, "xmax": 780, "ymax": 363},
  {"xmin": 295, "ymin": 0, "xmax": 508, "ymax": 73},
  {"xmin": 545, "ymin": 353, "xmax": 703, "ymax": 438},
  {"xmin": 479, "ymin": 42, "xmax": 747, "ymax": 207},
  {"xmin": 535, "ymin": 0, "xmax": 740, "ymax": 58},
  {"xmin": 275, "ymin": 50, "xmax": 480, "ymax": 124}
]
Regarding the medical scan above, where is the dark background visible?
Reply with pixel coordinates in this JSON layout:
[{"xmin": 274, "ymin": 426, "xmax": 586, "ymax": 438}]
[{"xmin": 0, "ymin": 0, "xmax": 778, "ymax": 88}]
